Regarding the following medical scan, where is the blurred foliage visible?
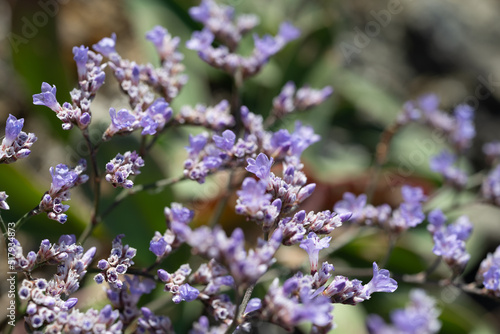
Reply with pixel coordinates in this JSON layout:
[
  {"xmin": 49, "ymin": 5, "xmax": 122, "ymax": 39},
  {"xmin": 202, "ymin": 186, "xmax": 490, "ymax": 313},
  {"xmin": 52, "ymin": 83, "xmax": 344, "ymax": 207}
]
[{"xmin": 1, "ymin": 0, "xmax": 500, "ymax": 333}]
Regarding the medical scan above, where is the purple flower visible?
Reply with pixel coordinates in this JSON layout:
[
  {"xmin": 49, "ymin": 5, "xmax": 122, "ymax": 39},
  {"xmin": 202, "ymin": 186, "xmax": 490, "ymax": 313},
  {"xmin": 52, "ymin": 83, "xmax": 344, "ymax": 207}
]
[
  {"xmin": 427, "ymin": 209, "xmax": 446, "ymax": 234},
  {"xmin": 477, "ymin": 245, "xmax": 500, "ymax": 297},
  {"xmin": 173, "ymin": 283, "xmax": 200, "ymax": 303},
  {"xmin": 145, "ymin": 25, "xmax": 167, "ymax": 48},
  {"xmin": 270, "ymin": 129, "xmax": 292, "ymax": 153},
  {"xmin": 167, "ymin": 203, "xmax": 193, "ymax": 225},
  {"xmin": 290, "ymin": 122, "xmax": 320, "ymax": 159},
  {"xmin": 186, "ymin": 29, "xmax": 215, "ymax": 51},
  {"xmin": 110, "ymin": 108, "xmax": 136, "ymax": 130},
  {"xmin": 4, "ymin": 114, "xmax": 24, "ymax": 146},
  {"xmin": 428, "ymin": 212, "xmax": 472, "ymax": 275},
  {"xmin": 363, "ymin": 262, "xmax": 398, "ymax": 297},
  {"xmin": 401, "ymin": 185, "xmax": 426, "ymax": 203},
  {"xmin": 484, "ymin": 264, "xmax": 500, "ymax": 296},
  {"xmin": 1, "ymin": 113, "xmax": 37, "ymax": 164},
  {"xmin": 164, "ymin": 203, "xmax": 194, "ymax": 242},
  {"xmin": 314, "ymin": 261, "xmax": 335, "ymax": 288},
  {"xmin": 418, "ymin": 94, "xmax": 440, "ymax": 114},
  {"xmin": 93, "ymin": 33, "xmax": 117, "ymax": 57},
  {"xmin": 389, "ymin": 186, "xmax": 426, "ymax": 232},
  {"xmin": 254, "ymin": 34, "xmax": 280, "ymax": 59},
  {"xmin": 105, "ymin": 151, "xmax": 144, "ymax": 188},
  {"xmin": 236, "ymin": 178, "xmax": 272, "ymax": 214},
  {"xmin": 399, "ymin": 94, "xmax": 441, "ymax": 124},
  {"xmin": 186, "ymin": 133, "xmax": 208, "ymax": 156},
  {"xmin": 430, "ymin": 150, "xmax": 455, "ymax": 173},
  {"xmin": 188, "ymin": 0, "xmax": 212, "ymax": 23},
  {"xmin": 50, "ymin": 164, "xmax": 78, "ymax": 191},
  {"xmin": 432, "ymin": 233, "xmax": 470, "ymax": 274},
  {"xmin": 295, "ymin": 85, "xmax": 334, "ymax": 110},
  {"xmin": 296, "ymin": 288, "xmax": 333, "ymax": 327},
  {"xmin": 213, "ymin": 129, "xmax": 236, "ymax": 151},
  {"xmin": 72, "ymin": 45, "xmax": 89, "ymax": 79},
  {"xmin": 299, "ymin": 232, "xmax": 331, "ymax": 274},
  {"xmin": 140, "ymin": 98, "xmax": 173, "ymax": 135},
  {"xmin": 334, "ymin": 192, "xmax": 367, "ymax": 222},
  {"xmin": 145, "ymin": 25, "xmax": 182, "ymax": 63},
  {"xmin": 452, "ymin": 104, "xmax": 475, "ymax": 150},
  {"xmin": 149, "ymin": 237, "xmax": 169, "ymax": 257},
  {"xmin": 33, "ymin": 82, "xmax": 59, "ymax": 111},
  {"xmin": 246, "ymin": 153, "xmax": 274, "ymax": 181},
  {"xmin": 277, "ymin": 22, "xmax": 301, "ymax": 42},
  {"xmin": 430, "ymin": 150, "xmax": 467, "ymax": 188},
  {"xmin": 94, "ymin": 235, "xmax": 136, "ymax": 289}
]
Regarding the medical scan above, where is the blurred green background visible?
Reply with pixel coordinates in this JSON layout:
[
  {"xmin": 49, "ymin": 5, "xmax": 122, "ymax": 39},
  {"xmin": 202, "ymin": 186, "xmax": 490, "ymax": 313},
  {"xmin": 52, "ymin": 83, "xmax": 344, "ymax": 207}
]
[{"xmin": 1, "ymin": 0, "xmax": 500, "ymax": 332}]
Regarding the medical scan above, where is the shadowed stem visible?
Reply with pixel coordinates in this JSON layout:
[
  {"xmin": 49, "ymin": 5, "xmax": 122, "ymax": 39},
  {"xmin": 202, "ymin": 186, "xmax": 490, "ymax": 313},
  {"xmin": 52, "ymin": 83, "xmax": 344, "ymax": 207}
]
[
  {"xmin": 232, "ymin": 70, "xmax": 243, "ymax": 133},
  {"xmin": 366, "ymin": 122, "xmax": 402, "ymax": 203},
  {"xmin": 224, "ymin": 287, "xmax": 244, "ymax": 334},
  {"xmin": 81, "ymin": 129, "xmax": 101, "ymax": 240},
  {"xmin": 12, "ymin": 205, "xmax": 40, "ymax": 231},
  {"xmin": 230, "ymin": 284, "xmax": 256, "ymax": 334}
]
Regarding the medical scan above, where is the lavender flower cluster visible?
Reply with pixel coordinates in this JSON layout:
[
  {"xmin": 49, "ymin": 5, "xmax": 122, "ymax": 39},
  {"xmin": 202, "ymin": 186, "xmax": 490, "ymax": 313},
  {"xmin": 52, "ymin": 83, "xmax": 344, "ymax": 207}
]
[{"xmin": 2, "ymin": 1, "xmax": 500, "ymax": 333}]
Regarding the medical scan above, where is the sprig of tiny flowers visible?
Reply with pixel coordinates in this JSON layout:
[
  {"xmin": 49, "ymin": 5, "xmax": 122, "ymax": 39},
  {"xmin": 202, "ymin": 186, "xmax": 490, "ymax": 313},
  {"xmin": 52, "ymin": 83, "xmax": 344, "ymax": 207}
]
[
  {"xmin": 94, "ymin": 234, "xmax": 137, "ymax": 289},
  {"xmin": 105, "ymin": 151, "xmax": 144, "ymax": 188},
  {"xmin": 334, "ymin": 185, "xmax": 427, "ymax": 233},
  {"xmin": 38, "ymin": 160, "xmax": 89, "ymax": 223},
  {"xmin": 9, "ymin": 235, "xmax": 97, "ymax": 331},
  {"xmin": 0, "ymin": 114, "xmax": 37, "ymax": 164}
]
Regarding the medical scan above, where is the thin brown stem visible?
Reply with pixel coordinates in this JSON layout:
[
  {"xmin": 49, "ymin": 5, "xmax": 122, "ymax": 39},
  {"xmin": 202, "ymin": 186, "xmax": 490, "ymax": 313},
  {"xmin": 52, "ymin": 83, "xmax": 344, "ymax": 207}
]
[
  {"xmin": 263, "ymin": 114, "xmax": 277, "ymax": 129},
  {"xmin": 366, "ymin": 122, "xmax": 402, "ymax": 203},
  {"xmin": 208, "ymin": 171, "xmax": 239, "ymax": 227},
  {"xmin": 79, "ymin": 129, "xmax": 101, "ymax": 243}
]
